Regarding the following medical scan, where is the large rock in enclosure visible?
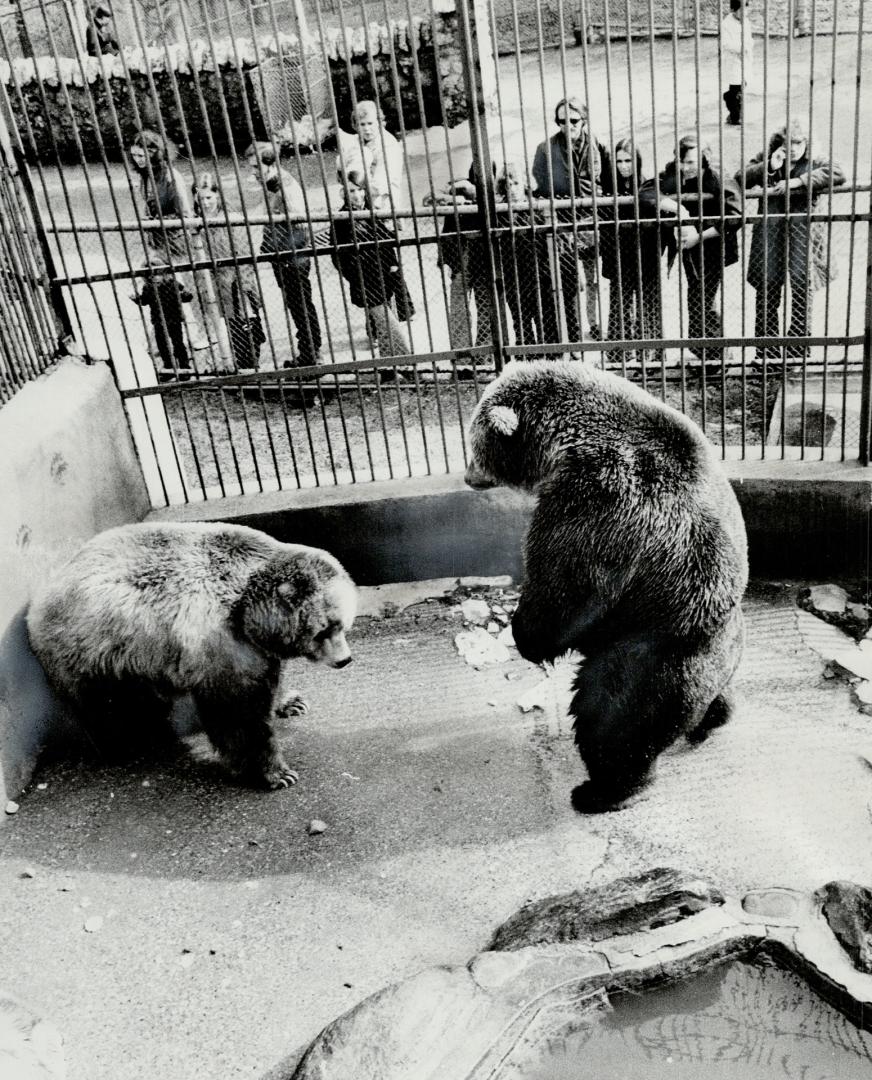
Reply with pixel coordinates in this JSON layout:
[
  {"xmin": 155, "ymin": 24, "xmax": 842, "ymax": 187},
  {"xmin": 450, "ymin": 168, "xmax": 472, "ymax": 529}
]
[{"xmin": 815, "ymin": 880, "xmax": 872, "ymax": 975}]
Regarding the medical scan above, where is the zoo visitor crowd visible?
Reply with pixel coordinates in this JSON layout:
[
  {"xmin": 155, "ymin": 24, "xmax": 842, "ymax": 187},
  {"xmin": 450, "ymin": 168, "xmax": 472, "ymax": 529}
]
[
  {"xmin": 433, "ymin": 97, "xmax": 843, "ymax": 370},
  {"xmin": 126, "ymin": 88, "xmax": 843, "ymax": 379}
]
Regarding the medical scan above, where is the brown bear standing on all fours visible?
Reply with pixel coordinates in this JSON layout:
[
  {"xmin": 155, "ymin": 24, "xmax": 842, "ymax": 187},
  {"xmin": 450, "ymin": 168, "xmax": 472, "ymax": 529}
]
[
  {"xmin": 26, "ymin": 522, "xmax": 357, "ymax": 790},
  {"xmin": 465, "ymin": 360, "xmax": 748, "ymax": 813}
]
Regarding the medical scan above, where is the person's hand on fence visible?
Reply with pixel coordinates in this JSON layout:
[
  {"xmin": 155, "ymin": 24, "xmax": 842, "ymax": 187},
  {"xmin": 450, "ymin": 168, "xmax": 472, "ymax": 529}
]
[
  {"xmin": 675, "ymin": 224, "xmax": 700, "ymax": 249},
  {"xmin": 769, "ymin": 176, "xmax": 806, "ymax": 196}
]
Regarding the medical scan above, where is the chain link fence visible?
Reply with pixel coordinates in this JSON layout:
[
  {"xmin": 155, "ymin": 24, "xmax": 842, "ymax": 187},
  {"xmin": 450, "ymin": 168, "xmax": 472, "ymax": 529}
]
[{"xmin": 0, "ymin": 0, "xmax": 870, "ymax": 504}]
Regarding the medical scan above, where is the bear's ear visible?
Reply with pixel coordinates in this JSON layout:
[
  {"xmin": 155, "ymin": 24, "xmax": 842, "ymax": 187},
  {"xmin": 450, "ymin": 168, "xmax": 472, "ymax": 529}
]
[{"xmin": 489, "ymin": 405, "xmax": 519, "ymax": 436}]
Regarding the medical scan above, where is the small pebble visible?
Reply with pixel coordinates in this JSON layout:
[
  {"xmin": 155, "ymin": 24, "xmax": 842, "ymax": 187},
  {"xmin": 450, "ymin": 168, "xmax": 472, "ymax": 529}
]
[
  {"xmin": 83, "ymin": 916, "xmax": 104, "ymax": 933},
  {"xmin": 20, "ymin": 867, "xmax": 37, "ymax": 879},
  {"xmin": 307, "ymin": 819, "xmax": 328, "ymax": 836},
  {"xmin": 5, "ymin": 800, "xmax": 19, "ymax": 815}
]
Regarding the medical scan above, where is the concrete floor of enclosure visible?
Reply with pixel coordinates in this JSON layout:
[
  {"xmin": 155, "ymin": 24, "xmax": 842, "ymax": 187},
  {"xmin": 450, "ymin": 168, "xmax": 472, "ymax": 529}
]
[{"xmin": 2, "ymin": 580, "xmax": 872, "ymax": 1079}]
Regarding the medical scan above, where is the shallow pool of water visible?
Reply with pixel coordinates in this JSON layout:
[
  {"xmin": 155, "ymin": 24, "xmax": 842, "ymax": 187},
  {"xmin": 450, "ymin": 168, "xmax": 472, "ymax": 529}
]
[{"xmin": 523, "ymin": 959, "xmax": 872, "ymax": 1080}]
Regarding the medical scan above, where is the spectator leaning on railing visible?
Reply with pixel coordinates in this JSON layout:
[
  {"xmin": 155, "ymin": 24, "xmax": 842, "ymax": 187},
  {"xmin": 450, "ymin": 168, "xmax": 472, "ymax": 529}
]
[
  {"xmin": 244, "ymin": 141, "xmax": 322, "ymax": 368},
  {"xmin": 734, "ymin": 121, "xmax": 844, "ymax": 361},
  {"xmin": 647, "ymin": 134, "xmax": 741, "ymax": 369},
  {"xmin": 427, "ymin": 167, "xmax": 493, "ymax": 354},
  {"xmin": 492, "ymin": 162, "xmax": 558, "ymax": 353},
  {"xmin": 331, "ymin": 168, "xmax": 410, "ymax": 363}
]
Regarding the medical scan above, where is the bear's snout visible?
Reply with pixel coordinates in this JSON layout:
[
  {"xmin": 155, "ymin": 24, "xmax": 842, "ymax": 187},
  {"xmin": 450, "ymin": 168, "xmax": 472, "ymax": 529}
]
[
  {"xmin": 314, "ymin": 630, "xmax": 353, "ymax": 668},
  {"xmin": 464, "ymin": 459, "xmax": 496, "ymax": 490}
]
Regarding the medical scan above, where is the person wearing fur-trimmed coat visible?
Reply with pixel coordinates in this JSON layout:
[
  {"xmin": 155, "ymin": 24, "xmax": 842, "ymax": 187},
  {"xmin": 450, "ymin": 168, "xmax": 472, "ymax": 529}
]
[{"xmin": 735, "ymin": 121, "xmax": 844, "ymax": 358}]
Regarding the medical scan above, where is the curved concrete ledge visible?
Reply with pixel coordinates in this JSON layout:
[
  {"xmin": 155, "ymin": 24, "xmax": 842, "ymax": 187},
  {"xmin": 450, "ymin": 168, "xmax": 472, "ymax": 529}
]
[{"xmin": 288, "ymin": 874, "xmax": 872, "ymax": 1080}]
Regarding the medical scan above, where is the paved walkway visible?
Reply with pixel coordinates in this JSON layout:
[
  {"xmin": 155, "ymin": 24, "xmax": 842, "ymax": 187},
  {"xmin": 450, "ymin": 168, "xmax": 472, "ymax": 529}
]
[{"xmin": 1, "ymin": 581, "xmax": 871, "ymax": 1078}]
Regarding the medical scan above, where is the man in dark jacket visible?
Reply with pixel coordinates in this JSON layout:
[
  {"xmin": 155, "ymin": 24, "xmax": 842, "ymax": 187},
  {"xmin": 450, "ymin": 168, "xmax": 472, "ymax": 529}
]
[{"xmin": 532, "ymin": 97, "xmax": 604, "ymax": 346}]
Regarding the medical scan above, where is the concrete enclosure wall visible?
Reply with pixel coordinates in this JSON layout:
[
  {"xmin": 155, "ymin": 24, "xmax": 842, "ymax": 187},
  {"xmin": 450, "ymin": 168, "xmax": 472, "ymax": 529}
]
[
  {"xmin": 151, "ymin": 463, "xmax": 872, "ymax": 586},
  {"xmin": 0, "ymin": 359, "xmax": 151, "ymax": 804}
]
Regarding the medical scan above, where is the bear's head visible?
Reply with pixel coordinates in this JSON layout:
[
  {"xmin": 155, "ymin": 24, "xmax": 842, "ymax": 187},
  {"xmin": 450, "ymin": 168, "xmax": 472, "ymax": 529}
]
[
  {"xmin": 465, "ymin": 361, "xmax": 583, "ymax": 491},
  {"xmin": 235, "ymin": 549, "xmax": 357, "ymax": 665},
  {"xmin": 465, "ymin": 360, "xmax": 696, "ymax": 494}
]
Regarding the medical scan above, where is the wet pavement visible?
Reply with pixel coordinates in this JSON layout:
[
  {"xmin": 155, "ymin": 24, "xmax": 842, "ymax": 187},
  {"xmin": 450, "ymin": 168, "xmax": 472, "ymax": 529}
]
[{"xmin": 1, "ymin": 580, "xmax": 871, "ymax": 1079}]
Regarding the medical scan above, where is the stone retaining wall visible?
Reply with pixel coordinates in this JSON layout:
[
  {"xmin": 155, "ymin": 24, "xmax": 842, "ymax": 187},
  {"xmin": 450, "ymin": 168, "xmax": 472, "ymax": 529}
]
[{"xmin": 0, "ymin": 10, "xmax": 471, "ymax": 163}]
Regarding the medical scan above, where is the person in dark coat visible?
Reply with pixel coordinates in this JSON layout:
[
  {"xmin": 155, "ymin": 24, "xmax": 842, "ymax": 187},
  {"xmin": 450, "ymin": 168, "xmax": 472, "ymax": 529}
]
[
  {"xmin": 493, "ymin": 162, "xmax": 558, "ymax": 352},
  {"xmin": 85, "ymin": 3, "xmax": 119, "ymax": 56},
  {"xmin": 735, "ymin": 121, "xmax": 844, "ymax": 359},
  {"xmin": 331, "ymin": 170, "xmax": 410, "ymax": 359},
  {"xmin": 245, "ymin": 141, "xmax": 322, "ymax": 367},
  {"xmin": 598, "ymin": 138, "xmax": 663, "ymax": 364},
  {"xmin": 430, "ymin": 172, "xmax": 493, "ymax": 352},
  {"xmin": 128, "ymin": 128, "xmax": 203, "ymax": 377},
  {"xmin": 651, "ymin": 134, "xmax": 741, "ymax": 365},
  {"xmin": 532, "ymin": 97, "xmax": 604, "ymax": 345}
]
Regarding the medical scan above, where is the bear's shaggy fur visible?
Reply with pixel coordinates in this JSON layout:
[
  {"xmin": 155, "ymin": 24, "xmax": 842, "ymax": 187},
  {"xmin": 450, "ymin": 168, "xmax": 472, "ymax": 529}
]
[
  {"xmin": 465, "ymin": 361, "xmax": 748, "ymax": 812},
  {"xmin": 26, "ymin": 521, "xmax": 357, "ymax": 789}
]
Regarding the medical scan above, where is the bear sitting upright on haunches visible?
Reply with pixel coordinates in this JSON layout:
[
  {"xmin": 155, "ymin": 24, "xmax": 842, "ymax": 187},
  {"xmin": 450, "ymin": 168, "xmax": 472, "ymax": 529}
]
[
  {"xmin": 464, "ymin": 361, "xmax": 748, "ymax": 813},
  {"xmin": 26, "ymin": 522, "xmax": 357, "ymax": 790}
]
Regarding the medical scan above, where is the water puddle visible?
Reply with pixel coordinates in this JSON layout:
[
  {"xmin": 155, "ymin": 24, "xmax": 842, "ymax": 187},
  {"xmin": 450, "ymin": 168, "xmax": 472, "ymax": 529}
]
[{"xmin": 522, "ymin": 959, "xmax": 872, "ymax": 1079}]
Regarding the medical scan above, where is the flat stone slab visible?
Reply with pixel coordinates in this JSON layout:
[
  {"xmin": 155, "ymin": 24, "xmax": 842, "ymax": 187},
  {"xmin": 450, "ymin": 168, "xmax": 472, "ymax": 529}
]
[{"xmin": 288, "ymin": 871, "xmax": 872, "ymax": 1080}]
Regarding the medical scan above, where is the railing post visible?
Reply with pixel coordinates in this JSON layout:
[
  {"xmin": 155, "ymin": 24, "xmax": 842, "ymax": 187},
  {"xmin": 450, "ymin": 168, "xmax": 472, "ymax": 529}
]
[
  {"xmin": 860, "ymin": 192, "xmax": 872, "ymax": 465},
  {"xmin": 455, "ymin": 0, "xmax": 509, "ymax": 372}
]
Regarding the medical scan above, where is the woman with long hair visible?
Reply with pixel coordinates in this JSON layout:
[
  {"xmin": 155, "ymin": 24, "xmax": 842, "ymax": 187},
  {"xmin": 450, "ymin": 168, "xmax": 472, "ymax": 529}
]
[
  {"xmin": 735, "ymin": 120, "xmax": 844, "ymax": 360},
  {"xmin": 128, "ymin": 128, "xmax": 205, "ymax": 377},
  {"xmin": 599, "ymin": 137, "xmax": 663, "ymax": 364}
]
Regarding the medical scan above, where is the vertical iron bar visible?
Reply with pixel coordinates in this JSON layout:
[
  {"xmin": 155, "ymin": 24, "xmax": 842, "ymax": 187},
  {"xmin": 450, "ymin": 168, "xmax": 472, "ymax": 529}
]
[{"xmin": 456, "ymin": 0, "xmax": 508, "ymax": 370}]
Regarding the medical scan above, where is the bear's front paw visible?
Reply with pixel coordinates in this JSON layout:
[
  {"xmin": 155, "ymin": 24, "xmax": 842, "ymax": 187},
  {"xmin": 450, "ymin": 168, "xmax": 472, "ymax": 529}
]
[
  {"xmin": 262, "ymin": 761, "xmax": 300, "ymax": 789},
  {"xmin": 274, "ymin": 693, "xmax": 309, "ymax": 719}
]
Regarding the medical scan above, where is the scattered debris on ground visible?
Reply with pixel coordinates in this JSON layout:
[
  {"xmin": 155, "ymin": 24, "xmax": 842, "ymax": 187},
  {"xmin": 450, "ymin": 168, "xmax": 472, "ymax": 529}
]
[
  {"xmin": 799, "ymin": 583, "xmax": 872, "ymax": 641},
  {"xmin": 454, "ymin": 627, "xmax": 513, "ymax": 669},
  {"xmin": 800, "ymin": 582, "xmax": 872, "ymax": 715}
]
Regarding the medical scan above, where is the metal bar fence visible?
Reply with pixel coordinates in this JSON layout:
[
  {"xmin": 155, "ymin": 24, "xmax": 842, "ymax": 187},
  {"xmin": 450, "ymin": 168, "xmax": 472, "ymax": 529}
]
[{"xmin": 0, "ymin": 0, "xmax": 869, "ymax": 505}]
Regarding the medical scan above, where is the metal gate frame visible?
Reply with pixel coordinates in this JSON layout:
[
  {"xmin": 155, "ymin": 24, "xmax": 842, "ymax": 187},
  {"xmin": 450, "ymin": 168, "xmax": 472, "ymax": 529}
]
[{"xmin": 1, "ymin": 0, "xmax": 871, "ymax": 499}]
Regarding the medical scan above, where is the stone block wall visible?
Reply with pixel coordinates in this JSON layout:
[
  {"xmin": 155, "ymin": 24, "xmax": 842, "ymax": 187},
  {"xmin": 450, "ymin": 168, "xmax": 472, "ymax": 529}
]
[
  {"xmin": 0, "ymin": 8, "xmax": 472, "ymax": 163},
  {"xmin": 487, "ymin": 0, "xmax": 868, "ymax": 52}
]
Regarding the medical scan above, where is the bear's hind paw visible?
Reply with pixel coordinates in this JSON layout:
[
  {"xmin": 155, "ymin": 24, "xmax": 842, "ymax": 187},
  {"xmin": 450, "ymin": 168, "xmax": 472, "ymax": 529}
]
[
  {"xmin": 274, "ymin": 694, "xmax": 310, "ymax": 719},
  {"xmin": 570, "ymin": 781, "xmax": 641, "ymax": 814}
]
